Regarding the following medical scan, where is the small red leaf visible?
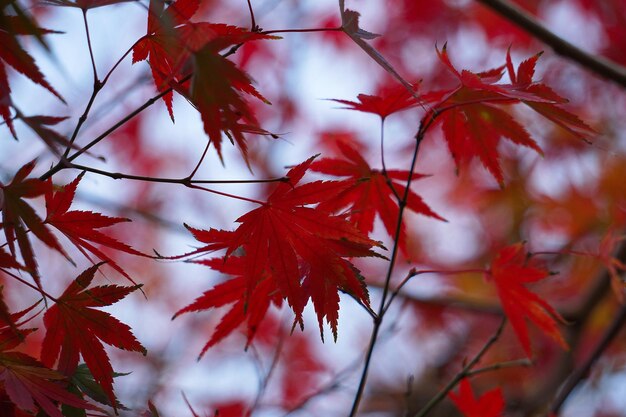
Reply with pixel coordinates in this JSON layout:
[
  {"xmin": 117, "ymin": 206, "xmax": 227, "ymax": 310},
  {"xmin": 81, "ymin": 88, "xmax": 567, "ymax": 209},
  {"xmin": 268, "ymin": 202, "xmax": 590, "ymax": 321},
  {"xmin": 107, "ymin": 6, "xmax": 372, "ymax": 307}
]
[
  {"xmin": 449, "ymin": 378, "xmax": 505, "ymax": 417},
  {"xmin": 486, "ymin": 243, "xmax": 567, "ymax": 356}
]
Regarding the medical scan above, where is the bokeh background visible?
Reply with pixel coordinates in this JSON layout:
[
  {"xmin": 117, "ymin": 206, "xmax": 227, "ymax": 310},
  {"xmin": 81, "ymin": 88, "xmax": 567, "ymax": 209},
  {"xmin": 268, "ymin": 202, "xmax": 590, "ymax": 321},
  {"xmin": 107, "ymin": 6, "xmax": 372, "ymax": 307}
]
[{"xmin": 2, "ymin": 0, "xmax": 626, "ymax": 416}]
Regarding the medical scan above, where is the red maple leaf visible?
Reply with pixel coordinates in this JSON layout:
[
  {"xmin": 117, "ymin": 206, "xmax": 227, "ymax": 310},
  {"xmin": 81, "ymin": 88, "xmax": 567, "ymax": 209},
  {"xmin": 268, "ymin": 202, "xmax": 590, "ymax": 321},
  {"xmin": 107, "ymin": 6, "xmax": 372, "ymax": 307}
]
[
  {"xmin": 485, "ymin": 243, "xmax": 567, "ymax": 356},
  {"xmin": 0, "ymin": 352, "xmax": 99, "ymax": 417},
  {"xmin": 132, "ymin": 0, "xmax": 200, "ymax": 119},
  {"xmin": 0, "ymin": 305, "xmax": 97, "ymax": 417},
  {"xmin": 430, "ymin": 45, "xmax": 594, "ymax": 185},
  {"xmin": 41, "ymin": 264, "xmax": 146, "ymax": 406},
  {"xmin": 329, "ymin": 82, "xmax": 420, "ymax": 120},
  {"xmin": 132, "ymin": 0, "xmax": 277, "ymax": 164},
  {"xmin": 448, "ymin": 378, "xmax": 505, "ymax": 417},
  {"xmin": 183, "ymin": 46, "xmax": 273, "ymax": 165},
  {"xmin": 504, "ymin": 49, "xmax": 595, "ymax": 139},
  {"xmin": 175, "ymin": 157, "xmax": 383, "ymax": 351},
  {"xmin": 45, "ymin": 172, "xmax": 145, "ymax": 282},
  {"xmin": 311, "ymin": 141, "xmax": 445, "ymax": 254}
]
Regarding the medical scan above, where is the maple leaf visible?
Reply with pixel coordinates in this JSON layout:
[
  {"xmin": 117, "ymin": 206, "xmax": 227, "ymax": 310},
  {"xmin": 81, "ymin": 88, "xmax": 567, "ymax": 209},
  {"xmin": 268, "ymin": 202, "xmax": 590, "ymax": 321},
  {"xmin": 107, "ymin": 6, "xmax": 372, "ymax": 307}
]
[
  {"xmin": 132, "ymin": 0, "xmax": 278, "ymax": 164},
  {"xmin": 41, "ymin": 264, "xmax": 146, "ymax": 406},
  {"xmin": 45, "ymin": 172, "xmax": 146, "ymax": 283},
  {"xmin": 431, "ymin": 45, "xmax": 594, "ymax": 185},
  {"xmin": 176, "ymin": 157, "xmax": 383, "ymax": 350},
  {"xmin": 0, "ymin": 306, "xmax": 97, "ymax": 417},
  {"xmin": 431, "ymin": 46, "xmax": 542, "ymax": 185},
  {"xmin": 505, "ymin": 49, "xmax": 595, "ymax": 139},
  {"xmin": 0, "ymin": 11, "xmax": 63, "ymax": 139},
  {"xmin": 485, "ymin": 243, "xmax": 567, "ymax": 356},
  {"xmin": 0, "ymin": 161, "xmax": 68, "ymax": 289},
  {"xmin": 448, "ymin": 378, "xmax": 505, "ymax": 417},
  {"xmin": 184, "ymin": 47, "xmax": 273, "ymax": 165},
  {"xmin": 310, "ymin": 141, "xmax": 445, "ymax": 254},
  {"xmin": 132, "ymin": 0, "xmax": 200, "ymax": 119},
  {"xmin": 0, "ymin": 352, "xmax": 99, "ymax": 417},
  {"xmin": 0, "ymin": 297, "xmax": 41, "ymax": 354},
  {"xmin": 329, "ymin": 82, "xmax": 420, "ymax": 120},
  {"xmin": 440, "ymin": 101, "xmax": 541, "ymax": 184}
]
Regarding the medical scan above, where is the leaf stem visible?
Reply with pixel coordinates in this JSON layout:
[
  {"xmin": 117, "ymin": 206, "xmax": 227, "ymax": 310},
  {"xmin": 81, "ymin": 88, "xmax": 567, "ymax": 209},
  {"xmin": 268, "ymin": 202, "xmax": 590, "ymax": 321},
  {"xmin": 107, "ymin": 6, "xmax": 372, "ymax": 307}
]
[
  {"xmin": 262, "ymin": 27, "xmax": 342, "ymax": 35},
  {"xmin": 187, "ymin": 139, "xmax": 212, "ymax": 180},
  {"xmin": 187, "ymin": 183, "xmax": 266, "ymax": 206},
  {"xmin": 101, "ymin": 37, "xmax": 144, "ymax": 86},
  {"xmin": 466, "ymin": 358, "xmax": 533, "ymax": 377},
  {"xmin": 382, "ymin": 268, "xmax": 487, "ymax": 316},
  {"xmin": 39, "ymin": 73, "xmax": 192, "ymax": 182},
  {"xmin": 1, "ymin": 267, "xmax": 59, "ymax": 303}
]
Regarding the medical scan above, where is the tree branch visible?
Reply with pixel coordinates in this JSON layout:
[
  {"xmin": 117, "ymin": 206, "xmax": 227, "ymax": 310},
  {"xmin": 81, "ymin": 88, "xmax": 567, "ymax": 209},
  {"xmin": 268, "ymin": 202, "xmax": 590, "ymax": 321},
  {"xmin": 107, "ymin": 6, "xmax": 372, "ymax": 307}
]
[
  {"xmin": 475, "ymin": 0, "xmax": 626, "ymax": 88},
  {"xmin": 549, "ymin": 301, "xmax": 626, "ymax": 414},
  {"xmin": 412, "ymin": 318, "xmax": 507, "ymax": 417}
]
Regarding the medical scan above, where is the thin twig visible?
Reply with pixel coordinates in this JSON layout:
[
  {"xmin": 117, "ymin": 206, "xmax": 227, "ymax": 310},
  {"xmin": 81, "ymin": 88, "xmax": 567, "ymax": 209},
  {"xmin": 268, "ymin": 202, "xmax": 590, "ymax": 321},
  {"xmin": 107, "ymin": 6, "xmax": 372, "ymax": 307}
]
[
  {"xmin": 1, "ymin": 268, "xmax": 58, "ymax": 303},
  {"xmin": 382, "ymin": 269, "xmax": 489, "ymax": 319},
  {"xmin": 466, "ymin": 358, "xmax": 533, "ymax": 377},
  {"xmin": 186, "ymin": 183, "xmax": 265, "ymax": 206},
  {"xmin": 249, "ymin": 327, "xmax": 286, "ymax": 414},
  {"xmin": 412, "ymin": 318, "xmax": 507, "ymax": 417},
  {"xmin": 187, "ymin": 140, "xmax": 212, "ymax": 180},
  {"xmin": 246, "ymin": 0, "xmax": 256, "ymax": 30},
  {"xmin": 475, "ymin": 0, "xmax": 626, "ymax": 88},
  {"xmin": 62, "ymin": 11, "xmax": 103, "ymax": 159},
  {"xmin": 101, "ymin": 37, "xmax": 144, "ymax": 86},
  {"xmin": 67, "ymin": 162, "xmax": 288, "ymax": 185},
  {"xmin": 262, "ymin": 27, "xmax": 342, "ymax": 35},
  {"xmin": 41, "ymin": 39, "xmax": 247, "ymax": 182},
  {"xmin": 82, "ymin": 10, "xmax": 98, "ymax": 82},
  {"xmin": 39, "ymin": 73, "xmax": 192, "ymax": 181}
]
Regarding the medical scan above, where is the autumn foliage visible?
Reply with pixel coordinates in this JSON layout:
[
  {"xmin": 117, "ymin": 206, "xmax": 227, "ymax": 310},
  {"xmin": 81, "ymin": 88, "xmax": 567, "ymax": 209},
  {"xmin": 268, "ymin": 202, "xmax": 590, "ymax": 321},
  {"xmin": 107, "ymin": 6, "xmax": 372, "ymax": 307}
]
[{"xmin": 1, "ymin": 0, "xmax": 626, "ymax": 416}]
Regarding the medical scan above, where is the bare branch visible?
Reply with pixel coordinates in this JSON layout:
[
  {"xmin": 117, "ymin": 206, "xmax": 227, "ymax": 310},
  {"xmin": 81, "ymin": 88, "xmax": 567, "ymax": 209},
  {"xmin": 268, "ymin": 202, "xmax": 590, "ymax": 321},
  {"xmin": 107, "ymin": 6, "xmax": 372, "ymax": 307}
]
[{"xmin": 476, "ymin": 0, "xmax": 626, "ymax": 88}]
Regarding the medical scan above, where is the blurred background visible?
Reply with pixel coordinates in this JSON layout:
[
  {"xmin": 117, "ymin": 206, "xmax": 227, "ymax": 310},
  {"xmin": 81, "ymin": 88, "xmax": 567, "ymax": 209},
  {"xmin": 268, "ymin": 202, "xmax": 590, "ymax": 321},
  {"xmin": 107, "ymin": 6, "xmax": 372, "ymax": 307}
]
[{"xmin": 2, "ymin": 0, "xmax": 626, "ymax": 416}]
